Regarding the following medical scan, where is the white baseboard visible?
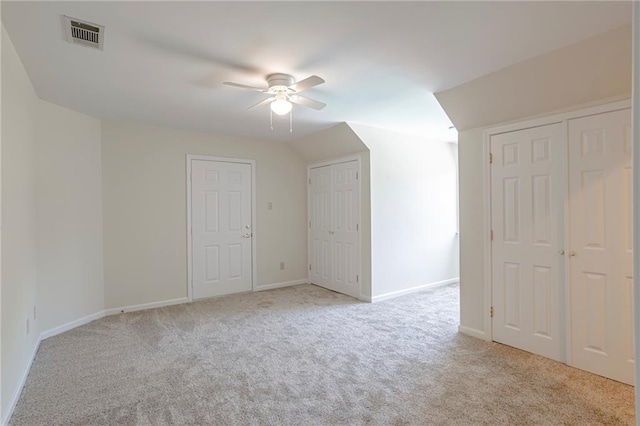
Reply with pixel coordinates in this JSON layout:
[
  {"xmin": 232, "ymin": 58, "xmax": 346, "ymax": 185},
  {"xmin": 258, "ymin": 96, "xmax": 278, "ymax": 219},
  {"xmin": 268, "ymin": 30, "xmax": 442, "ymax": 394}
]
[
  {"xmin": 458, "ymin": 325, "xmax": 487, "ymax": 340},
  {"xmin": 254, "ymin": 279, "xmax": 307, "ymax": 292},
  {"xmin": 104, "ymin": 297, "xmax": 189, "ymax": 316},
  {"xmin": 40, "ymin": 311, "xmax": 106, "ymax": 340},
  {"xmin": 3, "ymin": 334, "xmax": 42, "ymax": 426},
  {"xmin": 370, "ymin": 277, "xmax": 460, "ymax": 303}
]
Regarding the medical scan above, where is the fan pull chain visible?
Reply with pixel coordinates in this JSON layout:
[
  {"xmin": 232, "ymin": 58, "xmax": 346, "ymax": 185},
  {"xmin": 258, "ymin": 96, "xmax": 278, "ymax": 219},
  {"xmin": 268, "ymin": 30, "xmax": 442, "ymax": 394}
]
[
  {"xmin": 289, "ymin": 109, "xmax": 293, "ymax": 133},
  {"xmin": 270, "ymin": 108, "xmax": 273, "ymax": 131}
]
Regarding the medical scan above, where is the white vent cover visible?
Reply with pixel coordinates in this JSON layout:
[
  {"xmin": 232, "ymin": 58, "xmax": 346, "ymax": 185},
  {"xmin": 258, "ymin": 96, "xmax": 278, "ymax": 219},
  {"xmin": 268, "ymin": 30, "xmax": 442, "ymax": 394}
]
[{"xmin": 64, "ymin": 16, "xmax": 104, "ymax": 50}]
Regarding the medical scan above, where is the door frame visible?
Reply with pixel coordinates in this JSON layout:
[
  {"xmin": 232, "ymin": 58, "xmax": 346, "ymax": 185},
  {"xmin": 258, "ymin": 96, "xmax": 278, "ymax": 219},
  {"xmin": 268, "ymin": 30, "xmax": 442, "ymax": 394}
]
[
  {"xmin": 481, "ymin": 98, "xmax": 631, "ymax": 344},
  {"xmin": 186, "ymin": 154, "xmax": 257, "ymax": 302},
  {"xmin": 307, "ymin": 154, "xmax": 363, "ymax": 299}
]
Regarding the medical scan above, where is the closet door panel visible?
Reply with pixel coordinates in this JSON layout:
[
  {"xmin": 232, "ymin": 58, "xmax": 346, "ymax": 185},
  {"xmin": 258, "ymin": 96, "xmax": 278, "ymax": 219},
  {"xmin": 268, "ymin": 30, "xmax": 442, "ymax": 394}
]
[
  {"xmin": 310, "ymin": 166, "xmax": 333, "ymax": 289},
  {"xmin": 332, "ymin": 161, "xmax": 360, "ymax": 298},
  {"xmin": 491, "ymin": 123, "xmax": 565, "ymax": 362},
  {"xmin": 309, "ymin": 160, "xmax": 361, "ymax": 299},
  {"xmin": 568, "ymin": 108, "xmax": 633, "ymax": 384}
]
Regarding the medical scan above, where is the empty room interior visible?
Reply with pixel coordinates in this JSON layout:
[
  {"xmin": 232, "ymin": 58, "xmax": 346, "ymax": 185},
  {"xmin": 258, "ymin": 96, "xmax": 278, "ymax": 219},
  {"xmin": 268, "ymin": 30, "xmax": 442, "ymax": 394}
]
[{"xmin": 1, "ymin": 1, "xmax": 639, "ymax": 425}]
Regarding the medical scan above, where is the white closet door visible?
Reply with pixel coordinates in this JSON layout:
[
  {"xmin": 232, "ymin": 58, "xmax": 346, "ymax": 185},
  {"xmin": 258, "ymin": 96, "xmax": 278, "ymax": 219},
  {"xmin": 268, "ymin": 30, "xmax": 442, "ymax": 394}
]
[
  {"xmin": 332, "ymin": 161, "xmax": 360, "ymax": 298},
  {"xmin": 191, "ymin": 160, "xmax": 252, "ymax": 299},
  {"xmin": 309, "ymin": 160, "xmax": 361, "ymax": 298},
  {"xmin": 491, "ymin": 123, "xmax": 565, "ymax": 361},
  {"xmin": 310, "ymin": 166, "xmax": 333, "ymax": 290},
  {"xmin": 568, "ymin": 108, "xmax": 633, "ymax": 384}
]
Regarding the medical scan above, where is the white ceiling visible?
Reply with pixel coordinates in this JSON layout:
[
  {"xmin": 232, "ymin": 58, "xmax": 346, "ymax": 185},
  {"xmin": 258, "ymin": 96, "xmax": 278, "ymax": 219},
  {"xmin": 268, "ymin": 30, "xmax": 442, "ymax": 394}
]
[{"xmin": 2, "ymin": 1, "xmax": 632, "ymax": 142}]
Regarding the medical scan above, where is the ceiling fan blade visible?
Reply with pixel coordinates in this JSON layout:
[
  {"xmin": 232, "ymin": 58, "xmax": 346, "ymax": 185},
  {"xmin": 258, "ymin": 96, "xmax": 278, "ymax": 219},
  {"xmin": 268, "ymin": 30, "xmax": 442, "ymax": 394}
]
[
  {"xmin": 247, "ymin": 97, "xmax": 275, "ymax": 110},
  {"xmin": 290, "ymin": 95, "xmax": 326, "ymax": 110},
  {"xmin": 289, "ymin": 75, "xmax": 325, "ymax": 93},
  {"xmin": 223, "ymin": 82, "xmax": 266, "ymax": 91}
]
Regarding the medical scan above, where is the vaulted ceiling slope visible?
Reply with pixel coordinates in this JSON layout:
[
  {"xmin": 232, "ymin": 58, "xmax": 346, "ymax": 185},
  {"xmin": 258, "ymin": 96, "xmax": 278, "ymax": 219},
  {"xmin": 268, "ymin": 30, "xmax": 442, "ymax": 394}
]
[
  {"xmin": 1, "ymin": 1, "xmax": 632, "ymax": 142},
  {"xmin": 436, "ymin": 24, "xmax": 632, "ymax": 131}
]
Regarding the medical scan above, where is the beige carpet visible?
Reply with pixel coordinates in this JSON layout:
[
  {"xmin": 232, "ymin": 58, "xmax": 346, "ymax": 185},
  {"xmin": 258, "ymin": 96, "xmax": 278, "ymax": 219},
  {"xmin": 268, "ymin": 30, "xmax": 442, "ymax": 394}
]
[{"xmin": 10, "ymin": 283, "xmax": 634, "ymax": 425}]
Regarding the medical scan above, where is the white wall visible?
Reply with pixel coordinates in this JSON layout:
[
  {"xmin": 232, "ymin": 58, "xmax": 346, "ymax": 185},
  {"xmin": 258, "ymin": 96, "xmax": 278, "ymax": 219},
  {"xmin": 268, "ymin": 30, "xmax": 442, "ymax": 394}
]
[
  {"xmin": 350, "ymin": 124, "xmax": 459, "ymax": 298},
  {"xmin": 287, "ymin": 123, "xmax": 369, "ymax": 163},
  {"xmin": 456, "ymin": 128, "xmax": 486, "ymax": 333},
  {"xmin": 36, "ymin": 101, "xmax": 103, "ymax": 331},
  {"xmin": 1, "ymin": 27, "xmax": 104, "ymax": 422},
  {"xmin": 1, "ymin": 25, "xmax": 39, "ymax": 420},
  {"xmin": 101, "ymin": 120, "xmax": 308, "ymax": 309}
]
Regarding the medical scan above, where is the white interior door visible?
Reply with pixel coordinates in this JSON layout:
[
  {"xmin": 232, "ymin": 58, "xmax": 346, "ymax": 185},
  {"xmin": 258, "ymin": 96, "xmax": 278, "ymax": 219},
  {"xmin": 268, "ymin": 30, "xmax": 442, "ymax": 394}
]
[
  {"xmin": 491, "ymin": 123, "xmax": 565, "ymax": 361},
  {"xmin": 332, "ymin": 161, "xmax": 360, "ymax": 298},
  {"xmin": 310, "ymin": 166, "xmax": 332, "ymax": 290},
  {"xmin": 309, "ymin": 160, "xmax": 361, "ymax": 298},
  {"xmin": 191, "ymin": 160, "xmax": 252, "ymax": 299},
  {"xmin": 567, "ymin": 108, "xmax": 633, "ymax": 384}
]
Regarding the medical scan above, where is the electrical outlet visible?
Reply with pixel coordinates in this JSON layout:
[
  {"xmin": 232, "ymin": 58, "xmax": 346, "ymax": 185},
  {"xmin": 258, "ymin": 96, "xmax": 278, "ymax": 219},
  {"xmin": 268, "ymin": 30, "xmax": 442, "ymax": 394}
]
[
  {"xmin": 34, "ymin": 305, "xmax": 37, "ymax": 320},
  {"xmin": 280, "ymin": 262, "xmax": 285, "ymax": 270},
  {"xmin": 27, "ymin": 318, "xmax": 30, "ymax": 335}
]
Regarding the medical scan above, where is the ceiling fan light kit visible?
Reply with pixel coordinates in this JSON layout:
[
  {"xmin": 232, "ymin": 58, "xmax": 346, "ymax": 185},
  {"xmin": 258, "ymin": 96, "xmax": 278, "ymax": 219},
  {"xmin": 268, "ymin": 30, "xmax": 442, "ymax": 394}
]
[
  {"xmin": 270, "ymin": 93, "xmax": 292, "ymax": 116},
  {"xmin": 223, "ymin": 73, "xmax": 326, "ymax": 132}
]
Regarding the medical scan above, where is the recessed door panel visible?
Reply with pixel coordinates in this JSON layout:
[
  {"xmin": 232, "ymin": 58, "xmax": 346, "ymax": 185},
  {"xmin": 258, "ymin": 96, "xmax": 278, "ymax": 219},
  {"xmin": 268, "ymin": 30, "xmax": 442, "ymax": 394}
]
[
  {"xmin": 204, "ymin": 191, "xmax": 219, "ymax": 233},
  {"xmin": 204, "ymin": 245, "xmax": 220, "ymax": 282},
  {"xmin": 581, "ymin": 170, "xmax": 606, "ymax": 250},
  {"xmin": 228, "ymin": 244, "xmax": 242, "ymax": 279},
  {"xmin": 533, "ymin": 266, "xmax": 552, "ymax": 338},
  {"xmin": 582, "ymin": 272, "xmax": 607, "ymax": 355},
  {"xmin": 503, "ymin": 178, "xmax": 520, "ymax": 243},
  {"xmin": 503, "ymin": 262, "xmax": 521, "ymax": 330},
  {"xmin": 228, "ymin": 192, "xmax": 242, "ymax": 232},
  {"xmin": 532, "ymin": 175, "xmax": 551, "ymax": 246},
  {"xmin": 624, "ymin": 277, "xmax": 634, "ymax": 362}
]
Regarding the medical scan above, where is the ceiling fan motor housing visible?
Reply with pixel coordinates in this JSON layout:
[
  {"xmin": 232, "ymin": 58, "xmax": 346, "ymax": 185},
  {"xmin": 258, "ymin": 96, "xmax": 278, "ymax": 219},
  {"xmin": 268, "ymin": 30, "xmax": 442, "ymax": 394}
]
[{"xmin": 267, "ymin": 73, "xmax": 295, "ymax": 93}]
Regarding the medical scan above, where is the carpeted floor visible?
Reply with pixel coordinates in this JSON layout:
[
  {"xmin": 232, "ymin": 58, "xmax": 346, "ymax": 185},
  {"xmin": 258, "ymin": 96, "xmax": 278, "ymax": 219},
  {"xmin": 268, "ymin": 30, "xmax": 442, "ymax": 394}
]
[{"xmin": 10, "ymin": 283, "xmax": 635, "ymax": 425}]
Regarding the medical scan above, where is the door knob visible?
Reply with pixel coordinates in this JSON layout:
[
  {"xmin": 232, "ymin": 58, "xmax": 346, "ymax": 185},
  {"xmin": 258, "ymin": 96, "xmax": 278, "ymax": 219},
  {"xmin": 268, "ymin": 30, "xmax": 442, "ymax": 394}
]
[
  {"xmin": 559, "ymin": 250, "xmax": 565, "ymax": 255},
  {"xmin": 570, "ymin": 251, "xmax": 576, "ymax": 257},
  {"xmin": 243, "ymin": 233, "xmax": 251, "ymax": 238}
]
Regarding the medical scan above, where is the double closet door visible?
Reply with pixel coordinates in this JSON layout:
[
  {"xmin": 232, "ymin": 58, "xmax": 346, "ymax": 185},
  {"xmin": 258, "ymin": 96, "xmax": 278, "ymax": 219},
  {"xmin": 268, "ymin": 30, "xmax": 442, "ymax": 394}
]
[
  {"xmin": 309, "ymin": 160, "xmax": 361, "ymax": 298},
  {"xmin": 491, "ymin": 108, "xmax": 633, "ymax": 384}
]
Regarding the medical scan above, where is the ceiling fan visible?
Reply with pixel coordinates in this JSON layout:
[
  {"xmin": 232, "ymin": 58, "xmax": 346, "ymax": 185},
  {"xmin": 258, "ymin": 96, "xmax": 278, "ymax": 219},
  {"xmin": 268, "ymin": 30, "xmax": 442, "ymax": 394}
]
[{"xmin": 223, "ymin": 74, "xmax": 326, "ymax": 131}]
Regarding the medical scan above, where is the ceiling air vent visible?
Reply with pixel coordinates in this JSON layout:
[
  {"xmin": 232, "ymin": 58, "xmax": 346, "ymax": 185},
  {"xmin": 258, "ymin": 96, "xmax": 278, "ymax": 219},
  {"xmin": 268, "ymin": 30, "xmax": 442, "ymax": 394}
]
[{"xmin": 64, "ymin": 16, "xmax": 104, "ymax": 50}]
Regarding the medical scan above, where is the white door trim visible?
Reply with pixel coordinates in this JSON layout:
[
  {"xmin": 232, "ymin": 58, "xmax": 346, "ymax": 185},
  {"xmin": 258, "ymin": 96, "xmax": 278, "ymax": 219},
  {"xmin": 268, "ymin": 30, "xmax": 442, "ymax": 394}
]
[
  {"xmin": 186, "ymin": 154, "xmax": 257, "ymax": 302},
  {"xmin": 481, "ymin": 99, "xmax": 632, "ymax": 344},
  {"xmin": 307, "ymin": 154, "xmax": 363, "ymax": 299},
  {"xmin": 633, "ymin": 0, "xmax": 640, "ymax": 406}
]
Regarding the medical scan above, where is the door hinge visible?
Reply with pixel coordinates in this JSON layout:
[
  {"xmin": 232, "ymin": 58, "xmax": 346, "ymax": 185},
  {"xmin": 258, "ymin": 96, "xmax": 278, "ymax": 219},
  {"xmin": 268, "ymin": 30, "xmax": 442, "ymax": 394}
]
[
  {"xmin": 490, "ymin": 230, "xmax": 494, "ymax": 241},
  {"xmin": 489, "ymin": 153, "xmax": 493, "ymax": 164},
  {"xmin": 356, "ymin": 275, "xmax": 359, "ymax": 283},
  {"xmin": 309, "ymin": 264, "xmax": 312, "ymax": 271},
  {"xmin": 309, "ymin": 178, "xmax": 311, "ymax": 185},
  {"xmin": 356, "ymin": 171, "xmax": 359, "ymax": 179},
  {"xmin": 356, "ymin": 223, "xmax": 359, "ymax": 231},
  {"xmin": 490, "ymin": 306, "xmax": 494, "ymax": 318}
]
